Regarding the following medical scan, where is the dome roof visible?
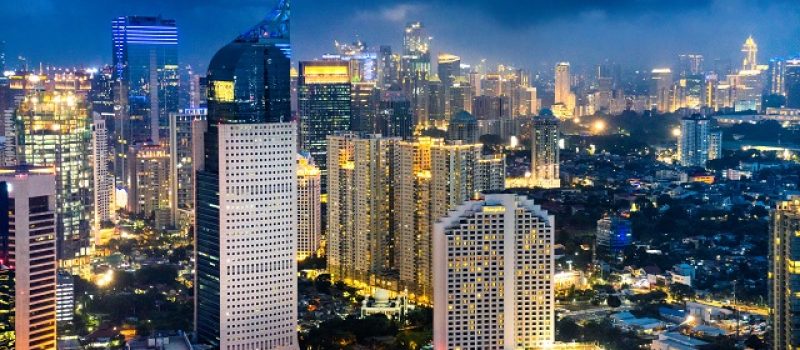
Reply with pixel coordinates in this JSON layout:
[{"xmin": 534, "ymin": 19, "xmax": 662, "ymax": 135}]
[{"xmin": 451, "ymin": 110, "xmax": 477, "ymax": 124}]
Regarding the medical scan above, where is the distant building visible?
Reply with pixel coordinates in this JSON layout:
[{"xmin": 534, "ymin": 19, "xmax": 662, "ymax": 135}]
[
  {"xmin": 92, "ymin": 113, "xmax": 114, "ymax": 228},
  {"xmin": 299, "ymin": 59, "xmax": 352, "ymax": 190},
  {"xmin": 650, "ymin": 68, "xmax": 673, "ymax": 113},
  {"xmin": 0, "ymin": 166, "xmax": 58, "ymax": 350},
  {"xmin": 433, "ymin": 194, "xmax": 554, "ymax": 349},
  {"xmin": 771, "ymin": 198, "xmax": 800, "ymax": 350},
  {"xmin": 595, "ymin": 214, "xmax": 632, "ymax": 263},
  {"xmin": 168, "ymin": 108, "xmax": 207, "ymax": 229},
  {"xmin": 445, "ymin": 110, "xmax": 478, "ymax": 143},
  {"xmin": 297, "ymin": 153, "xmax": 321, "ymax": 261},
  {"xmin": 553, "ymin": 62, "xmax": 575, "ymax": 117},
  {"xmin": 0, "ymin": 265, "xmax": 13, "ymax": 349},
  {"xmin": 531, "ymin": 115, "xmax": 560, "ymax": 188},
  {"xmin": 785, "ymin": 59, "xmax": 800, "ymax": 109},
  {"xmin": 679, "ymin": 114, "xmax": 719, "ymax": 168},
  {"xmin": 128, "ymin": 143, "xmax": 171, "ymax": 229}
]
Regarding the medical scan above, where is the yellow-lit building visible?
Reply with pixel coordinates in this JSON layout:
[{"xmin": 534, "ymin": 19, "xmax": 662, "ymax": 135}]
[
  {"xmin": 297, "ymin": 153, "xmax": 321, "ymax": 261},
  {"xmin": 127, "ymin": 143, "xmax": 171, "ymax": 229},
  {"xmin": 770, "ymin": 198, "xmax": 800, "ymax": 350}
]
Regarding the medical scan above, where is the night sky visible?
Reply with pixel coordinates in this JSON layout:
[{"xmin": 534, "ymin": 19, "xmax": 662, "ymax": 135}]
[{"xmin": 1, "ymin": 0, "xmax": 799, "ymax": 72}]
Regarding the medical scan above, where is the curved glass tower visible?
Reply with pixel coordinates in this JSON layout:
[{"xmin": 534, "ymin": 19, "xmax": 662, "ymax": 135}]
[{"xmin": 195, "ymin": 1, "xmax": 299, "ymax": 348}]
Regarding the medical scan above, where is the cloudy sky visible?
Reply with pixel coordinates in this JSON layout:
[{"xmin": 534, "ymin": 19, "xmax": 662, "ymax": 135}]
[{"xmin": 1, "ymin": 0, "xmax": 798, "ymax": 72}]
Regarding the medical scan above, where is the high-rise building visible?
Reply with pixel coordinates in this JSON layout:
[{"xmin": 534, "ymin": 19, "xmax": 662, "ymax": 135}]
[
  {"xmin": 56, "ymin": 270, "xmax": 74, "ymax": 323},
  {"xmin": 299, "ymin": 59, "xmax": 351, "ymax": 190},
  {"xmin": 0, "ymin": 166, "xmax": 58, "ymax": 350},
  {"xmin": 169, "ymin": 108, "xmax": 207, "ymax": 229},
  {"xmin": 650, "ymin": 68, "xmax": 673, "ymax": 113},
  {"xmin": 92, "ymin": 114, "xmax": 113, "ymax": 229},
  {"xmin": 678, "ymin": 114, "xmax": 719, "ymax": 168},
  {"xmin": 379, "ymin": 87, "xmax": 413, "ymax": 139},
  {"xmin": 327, "ymin": 134, "xmax": 399, "ymax": 285},
  {"xmin": 394, "ymin": 138, "xmax": 505, "ymax": 304},
  {"xmin": 377, "ymin": 45, "xmax": 398, "ymax": 89},
  {"xmin": 112, "ymin": 15, "xmax": 179, "ymax": 144},
  {"xmin": 128, "ymin": 143, "xmax": 171, "ymax": 229},
  {"xmin": 553, "ymin": 62, "xmax": 575, "ymax": 118},
  {"xmin": 784, "ymin": 60, "xmax": 800, "ymax": 108},
  {"xmin": 350, "ymin": 81, "xmax": 378, "ymax": 133},
  {"xmin": 472, "ymin": 95, "xmax": 504, "ymax": 120},
  {"xmin": 531, "ymin": 115, "xmax": 560, "ymax": 188},
  {"xmin": 0, "ymin": 265, "xmax": 13, "ymax": 349},
  {"xmin": 595, "ymin": 214, "xmax": 632, "ymax": 263},
  {"xmin": 768, "ymin": 58, "xmax": 786, "ymax": 97},
  {"xmin": 770, "ymin": 198, "xmax": 800, "ymax": 350},
  {"xmin": 433, "ymin": 193, "xmax": 555, "ymax": 349},
  {"xmin": 445, "ymin": 110, "xmax": 478, "ymax": 144},
  {"xmin": 742, "ymin": 35, "xmax": 758, "ymax": 72},
  {"xmin": 194, "ymin": 1, "xmax": 298, "ymax": 348},
  {"xmin": 437, "ymin": 53, "xmax": 461, "ymax": 90},
  {"xmin": 16, "ymin": 80, "xmax": 92, "ymax": 272},
  {"xmin": 297, "ymin": 153, "xmax": 321, "ymax": 261}
]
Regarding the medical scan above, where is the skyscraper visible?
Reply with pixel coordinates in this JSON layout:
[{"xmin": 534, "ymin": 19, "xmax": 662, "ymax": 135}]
[
  {"xmin": 0, "ymin": 265, "xmax": 12, "ymax": 349},
  {"xmin": 298, "ymin": 59, "xmax": 351, "ymax": 189},
  {"xmin": 111, "ymin": 16, "xmax": 179, "ymax": 189},
  {"xmin": 169, "ymin": 108, "xmax": 207, "ymax": 229},
  {"xmin": 770, "ymin": 198, "xmax": 800, "ymax": 350},
  {"xmin": 531, "ymin": 115, "xmax": 560, "ymax": 188},
  {"xmin": 127, "ymin": 143, "xmax": 171, "ymax": 229},
  {"xmin": 16, "ymin": 77, "xmax": 92, "ymax": 272},
  {"xmin": 784, "ymin": 60, "xmax": 800, "ymax": 108},
  {"xmin": 553, "ymin": 62, "xmax": 574, "ymax": 118},
  {"xmin": 297, "ymin": 153, "xmax": 321, "ymax": 261},
  {"xmin": 194, "ymin": 1, "xmax": 298, "ymax": 348},
  {"xmin": 742, "ymin": 35, "xmax": 758, "ymax": 72},
  {"xmin": 0, "ymin": 166, "xmax": 58, "ymax": 350},
  {"xmin": 678, "ymin": 114, "xmax": 718, "ymax": 167},
  {"xmin": 650, "ymin": 68, "xmax": 673, "ymax": 113},
  {"xmin": 433, "ymin": 193, "xmax": 555, "ymax": 349},
  {"xmin": 112, "ymin": 15, "xmax": 179, "ymax": 143},
  {"xmin": 92, "ymin": 114, "xmax": 113, "ymax": 230},
  {"xmin": 394, "ymin": 138, "xmax": 505, "ymax": 304},
  {"xmin": 326, "ymin": 134, "xmax": 399, "ymax": 285}
]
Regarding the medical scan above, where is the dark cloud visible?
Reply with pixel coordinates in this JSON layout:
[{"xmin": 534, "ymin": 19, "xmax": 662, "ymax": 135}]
[{"xmin": 0, "ymin": 0, "xmax": 798, "ymax": 72}]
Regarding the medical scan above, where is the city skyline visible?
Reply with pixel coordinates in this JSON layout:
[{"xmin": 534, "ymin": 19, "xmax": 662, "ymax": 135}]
[{"xmin": 1, "ymin": 0, "xmax": 799, "ymax": 71}]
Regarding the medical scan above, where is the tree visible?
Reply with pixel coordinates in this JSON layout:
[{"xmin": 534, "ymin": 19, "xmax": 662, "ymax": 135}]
[
  {"xmin": 607, "ymin": 295, "xmax": 622, "ymax": 308},
  {"xmin": 669, "ymin": 283, "xmax": 695, "ymax": 302}
]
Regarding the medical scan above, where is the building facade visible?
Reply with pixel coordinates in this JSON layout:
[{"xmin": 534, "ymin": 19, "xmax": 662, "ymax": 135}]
[
  {"xmin": 194, "ymin": 1, "xmax": 298, "ymax": 348},
  {"xmin": 531, "ymin": 115, "xmax": 560, "ymax": 188},
  {"xmin": 0, "ymin": 166, "xmax": 58, "ymax": 350},
  {"xmin": 127, "ymin": 143, "xmax": 171, "ymax": 229},
  {"xmin": 297, "ymin": 153, "xmax": 321, "ymax": 261},
  {"xmin": 169, "ymin": 108, "xmax": 207, "ymax": 229},
  {"xmin": 433, "ymin": 194, "xmax": 555, "ymax": 349},
  {"xmin": 770, "ymin": 198, "xmax": 800, "ymax": 350}
]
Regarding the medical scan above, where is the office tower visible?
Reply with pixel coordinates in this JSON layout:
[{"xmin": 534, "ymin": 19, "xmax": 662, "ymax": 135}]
[
  {"xmin": 56, "ymin": 270, "xmax": 74, "ymax": 322},
  {"xmin": 169, "ymin": 108, "xmax": 207, "ymax": 229},
  {"xmin": 379, "ymin": 87, "xmax": 413, "ymax": 139},
  {"xmin": 708, "ymin": 130, "xmax": 722, "ymax": 161},
  {"xmin": 433, "ymin": 193, "xmax": 555, "ymax": 349},
  {"xmin": 594, "ymin": 214, "xmax": 632, "ymax": 263},
  {"xmin": 650, "ymin": 68, "xmax": 673, "ymax": 112},
  {"xmin": 553, "ymin": 62, "xmax": 574, "ymax": 118},
  {"xmin": 472, "ymin": 95, "xmax": 504, "ymax": 120},
  {"xmin": 742, "ymin": 35, "xmax": 758, "ymax": 71},
  {"xmin": 770, "ymin": 198, "xmax": 800, "ymax": 350},
  {"xmin": 377, "ymin": 45, "xmax": 398, "ymax": 89},
  {"xmin": 297, "ymin": 153, "xmax": 321, "ymax": 261},
  {"xmin": 785, "ymin": 60, "xmax": 800, "ymax": 108},
  {"xmin": 0, "ymin": 265, "xmax": 12, "ymax": 349},
  {"xmin": 112, "ymin": 15, "xmax": 179, "ymax": 144},
  {"xmin": 194, "ymin": 0, "xmax": 298, "ymax": 348},
  {"xmin": 89, "ymin": 66, "xmax": 115, "ymax": 118},
  {"xmin": 449, "ymin": 80, "xmax": 472, "ymax": 115},
  {"xmin": 298, "ymin": 59, "xmax": 351, "ymax": 189},
  {"xmin": 427, "ymin": 78, "xmax": 446, "ymax": 122},
  {"xmin": 678, "ymin": 54, "xmax": 704, "ymax": 76},
  {"xmin": 350, "ymin": 81, "xmax": 378, "ymax": 133},
  {"xmin": 437, "ymin": 53, "xmax": 461, "ymax": 89},
  {"xmin": 92, "ymin": 114, "xmax": 113, "ymax": 232},
  {"xmin": 678, "ymin": 114, "xmax": 714, "ymax": 167},
  {"xmin": 0, "ymin": 166, "xmax": 58, "ymax": 350},
  {"xmin": 327, "ymin": 134, "xmax": 399, "ymax": 283},
  {"xmin": 402, "ymin": 22, "xmax": 431, "ymax": 131},
  {"xmin": 16, "ymin": 81, "xmax": 92, "ymax": 272},
  {"xmin": 394, "ymin": 138, "xmax": 505, "ymax": 304},
  {"xmin": 127, "ymin": 143, "xmax": 171, "ymax": 229},
  {"xmin": 531, "ymin": 115, "xmax": 560, "ymax": 188},
  {"xmin": 446, "ymin": 111, "xmax": 478, "ymax": 143},
  {"xmin": 768, "ymin": 58, "xmax": 786, "ymax": 97}
]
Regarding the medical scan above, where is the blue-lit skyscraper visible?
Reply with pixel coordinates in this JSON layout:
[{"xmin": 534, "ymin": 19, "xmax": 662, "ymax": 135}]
[
  {"xmin": 111, "ymin": 16, "xmax": 179, "ymax": 186},
  {"xmin": 195, "ymin": 0, "xmax": 298, "ymax": 348},
  {"xmin": 595, "ymin": 214, "xmax": 633, "ymax": 263}
]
